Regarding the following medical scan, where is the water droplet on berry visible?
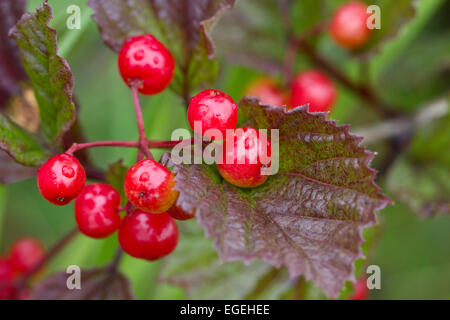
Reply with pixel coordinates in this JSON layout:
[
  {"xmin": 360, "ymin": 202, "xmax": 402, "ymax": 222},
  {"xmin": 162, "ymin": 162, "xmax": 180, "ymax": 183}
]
[
  {"xmin": 198, "ymin": 105, "xmax": 209, "ymax": 116},
  {"xmin": 133, "ymin": 49, "xmax": 145, "ymax": 61},
  {"xmin": 139, "ymin": 172, "xmax": 150, "ymax": 182},
  {"xmin": 244, "ymin": 137, "xmax": 255, "ymax": 149},
  {"xmin": 62, "ymin": 165, "xmax": 75, "ymax": 178},
  {"xmin": 153, "ymin": 57, "xmax": 159, "ymax": 65}
]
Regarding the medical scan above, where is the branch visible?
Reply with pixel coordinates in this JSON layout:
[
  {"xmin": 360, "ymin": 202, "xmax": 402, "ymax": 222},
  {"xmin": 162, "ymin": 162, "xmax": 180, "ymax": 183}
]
[{"xmin": 66, "ymin": 140, "xmax": 139, "ymax": 154}]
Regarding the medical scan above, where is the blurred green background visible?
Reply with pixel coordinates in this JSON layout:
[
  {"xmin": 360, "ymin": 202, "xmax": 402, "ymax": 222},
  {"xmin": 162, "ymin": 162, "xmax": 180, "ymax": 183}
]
[{"xmin": 0, "ymin": 0, "xmax": 449, "ymax": 299}]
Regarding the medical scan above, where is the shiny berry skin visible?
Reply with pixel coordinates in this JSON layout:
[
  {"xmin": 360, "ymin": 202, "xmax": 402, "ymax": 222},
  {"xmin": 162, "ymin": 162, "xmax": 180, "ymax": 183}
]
[
  {"xmin": 8, "ymin": 238, "xmax": 45, "ymax": 275},
  {"xmin": 246, "ymin": 78, "xmax": 286, "ymax": 106},
  {"xmin": 188, "ymin": 89, "xmax": 238, "ymax": 140},
  {"xmin": 0, "ymin": 258, "xmax": 13, "ymax": 300},
  {"xmin": 37, "ymin": 153, "xmax": 86, "ymax": 205},
  {"xmin": 118, "ymin": 210, "xmax": 178, "ymax": 261},
  {"xmin": 289, "ymin": 70, "xmax": 337, "ymax": 113},
  {"xmin": 217, "ymin": 126, "xmax": 272, "ymax": 188},
  {"xmin": 348, "ymin": 278, "xmax": 369, "ymax": 300},
  {"xmin": 118, "ymin": 34, "xmax": 175, "ymax": 95},
  {"xmin": 168, "ymin": 203, "xmax": 196, "ymax": 221},
  {"xmin": 75, "ymin": 184, "xmax": 122, "ymax": 239},
  {"xmin": 124, "ymin": 159, "xmax": 179, "ymax": 213},
  {"xmin": 330, "ymin": 1, "xmax": 371, "ymax": 49}
]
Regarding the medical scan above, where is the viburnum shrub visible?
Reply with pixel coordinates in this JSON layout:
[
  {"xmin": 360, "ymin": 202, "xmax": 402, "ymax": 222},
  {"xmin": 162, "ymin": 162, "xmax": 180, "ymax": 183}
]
[
  {"xmin": 2, "ymin": 0, "xmax": 408, "ymax": 300},
  {"xmin": 329, "ymin": 1, "xmax": 372, "ymax": 49}
]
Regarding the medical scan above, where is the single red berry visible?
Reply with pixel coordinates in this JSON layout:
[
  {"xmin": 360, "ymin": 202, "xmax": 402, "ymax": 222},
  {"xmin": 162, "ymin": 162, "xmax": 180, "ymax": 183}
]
[
  {"xmin": 124, "ymin": 159, "xmax": 179, "ymax": 213},
  {"xmin": 37, "ymin": 153, "xmax": 86, "ymax": 205},
  {"xmin": 330, "ymin": 1, "xmax": 372, "ymax": 49},
  {"xmin": 289, "ymin": 70, "xmax": 337, "ymax": 112},
  {"xmin": 348, "ymin": 278, "xmax": 369, "ymax": 300},
  {"xmin": 0, "ymin": 258, "xmax": 13, "ymax": 300},
  {"xmin": 188, "ymin": 89, "xmax": 238, "ymax": 140},
  {"xmin": 118, "ymin": 34, "xmax": 175, "ymax": 95},
  {"xmin": 168, "ymin": 203, "xmax": 196, "ymax": 221},
  {"xmin": 118, "ymin": 210, "xmax": 178, "ymax": 261},
  {"xmin": 75, "ymin": 184, "xmax": 122, "ymax": 239},
  {"xmin": 217, "ymin": 126, "xmax": 272, "ymax": 188},
  {"xmin": 246, "ymin": 78, "xmax": 287, "ymax": 106},
  {"xmin": 8, "ymin": 238, "xmax": 45, "ymax": 275}
]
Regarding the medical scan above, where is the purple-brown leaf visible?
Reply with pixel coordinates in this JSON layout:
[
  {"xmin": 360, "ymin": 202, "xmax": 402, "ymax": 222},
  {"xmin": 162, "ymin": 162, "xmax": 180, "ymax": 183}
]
[
  {"xmin": 163, "ymin": 98, "xmax": 390, "ymax": 298},
  {"xmin": 0, "ymin": 0, "xmax": 27, "ymax": 109},
  {"xmin": 30, "ymin": 268, "xmax": 134, "ymax": 300}
]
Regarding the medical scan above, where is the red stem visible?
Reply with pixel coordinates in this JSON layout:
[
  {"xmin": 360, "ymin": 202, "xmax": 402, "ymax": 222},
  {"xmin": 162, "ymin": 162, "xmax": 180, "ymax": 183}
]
[
  {"xmin": 130, "ymin": 81, "xmax": 153, "ymax": 160},
  {"xmin": 66, "ymin": 140, "xmax": 139, "ymax": 154}
]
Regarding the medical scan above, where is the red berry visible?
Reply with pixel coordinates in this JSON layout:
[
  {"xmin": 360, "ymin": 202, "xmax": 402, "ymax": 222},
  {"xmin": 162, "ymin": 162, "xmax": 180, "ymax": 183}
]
[
  {"xmin": 188, "ymin": 89, "xmax": 238, "ymax": 140},
  {"xmin": 75, "ymin": 184, "xmax": 122, "ymax": 239},
  {"xmin": 124, "ymin": 159, "xmax": 179, "ymax": 213},
  {"xmin": 217, "ymin": 126, "xmax": 272, "ymax": 188},
  {"xmin": 168, "ymin": 203, "xmax": 196, "ymax": 221},
  {"xmin": 8, "ymin": 238, "xmax": 45, "ymax": 275},
  {"xmin": 246, "ymin": 78, "xmax": 286, "ymax": 106},
  {"xmin": 348, "ymin": 278, "xmax": 369, "ymax": 300},
  {"xmin": 37, "ymin": 153, "xmax": 86, "ymax": 205},
  {"xmin": 330, "ymin": 1, "xmax": 371, "ymax": 49},
  {"xmin": 118, "ymin": 210, "xmax": 178, "ymax": 261},
  {"xmin": 289, "ymin": 70, "xmax": 337, "ymax": 113},
  {"xmin": 0, "ymin": 258, "xmax": 13, "ymax": 300},
  {"xmin": 118, "ymin": 34, "xmax": 175, "ymax": 95}
]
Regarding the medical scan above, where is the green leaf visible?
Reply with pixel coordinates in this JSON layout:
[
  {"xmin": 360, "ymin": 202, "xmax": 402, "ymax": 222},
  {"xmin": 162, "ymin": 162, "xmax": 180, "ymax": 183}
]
[
  {"xmin": 88, "ymin": 0, "xmax": 235, "ymax": 96},
  {"xmin": 375, "ymin": 0, "xmax": 450, "ymax": 110},
  {"xmin": 0, "ymin": 113, "xmax": 50, "ymax": 166},
  {"xmin": 163, "ymin": 98, "xmax": 390, "ymax": 298},
  {"xmin": 106, "ymin": 159, "xmax": 128, "ymax": 205},
  {"xmin": 9, "ymin": 1, "xmax": 76, "ymax": 145}
]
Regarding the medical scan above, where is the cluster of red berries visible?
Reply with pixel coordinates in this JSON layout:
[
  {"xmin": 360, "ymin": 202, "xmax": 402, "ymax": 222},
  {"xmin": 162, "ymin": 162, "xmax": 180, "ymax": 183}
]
[
  {"xmin": 0, "ymin": 238, "xmax": 45, "ymax": 300},
  {"xmin": 37, "ymin": 154, "xmax": 180, "ymax": 261},
  {"xmin": 245, "ymin": 1, "xmax": 373, "ymax": 112},
  {"xmin": 36, "ymin": 32, "xmax": 272, "ymax": 263},
  {"xmin": 246, "ymin": 71, "xmax": 337, "ymax": 113}
]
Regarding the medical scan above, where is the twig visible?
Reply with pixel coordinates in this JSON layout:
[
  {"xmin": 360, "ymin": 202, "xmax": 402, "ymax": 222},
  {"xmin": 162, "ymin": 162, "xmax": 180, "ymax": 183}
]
[
  {"xmin": 130, "ymin": 81, "xmax": 153, "ymax": 160},
  {"xmin": 66, "ymin": 140, "xmax": 139, "ymax": 154}
]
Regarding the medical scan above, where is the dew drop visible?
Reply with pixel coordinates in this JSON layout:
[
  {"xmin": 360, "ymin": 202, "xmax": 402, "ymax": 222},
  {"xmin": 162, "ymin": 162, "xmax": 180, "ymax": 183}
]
[
  {"xmin": 133, "ymin": 49, "xmax": 145, "ymax": 61},
  {"xmin": 198, "ymin": 105, "xmax": 209, "ymax": 116},
  {"xmin": 139, "ymin": 172, "xmax": 150, "ymax": 182},
  {"xmin": 62, "ymin": 165, "xmax": 75, "ymax": 178},
  {"xmin": 244, "ymin": 137, "xmax": 255, "ymax": 149}
]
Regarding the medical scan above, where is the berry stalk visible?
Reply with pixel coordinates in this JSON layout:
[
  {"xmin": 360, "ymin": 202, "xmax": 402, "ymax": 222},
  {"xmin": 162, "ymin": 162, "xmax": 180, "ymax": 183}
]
[{"xmin": 131, "ymin": 81, "xmax": 153, "ymax": 160}]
